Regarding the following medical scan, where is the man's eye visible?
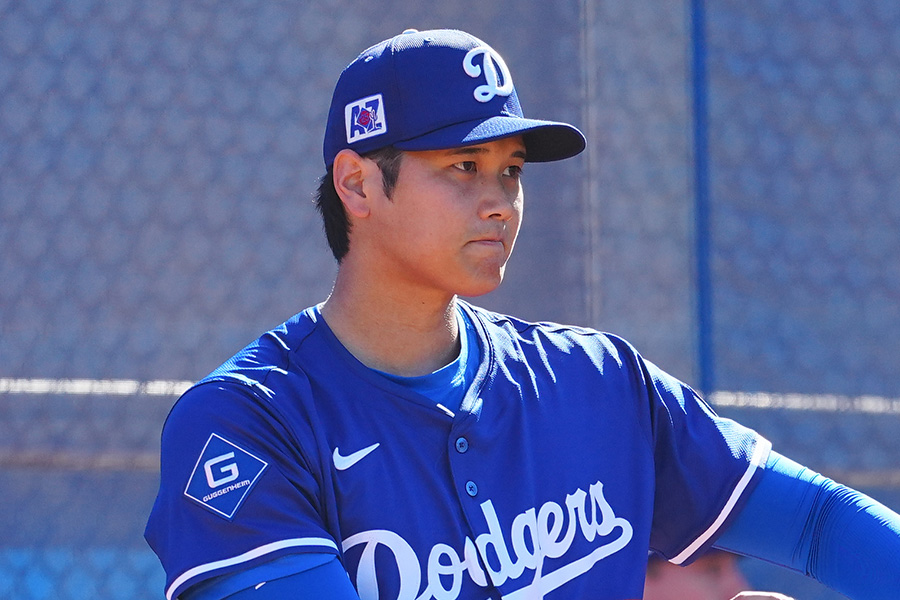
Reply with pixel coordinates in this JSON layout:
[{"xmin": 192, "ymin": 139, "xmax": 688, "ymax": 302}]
[
  {"xmin": 503, "ymin": 165, "xmax": 523, "ymax": 178},
  {"xmin": 453, "ymin": 161, "xmax": 477, "ymax": 172}
]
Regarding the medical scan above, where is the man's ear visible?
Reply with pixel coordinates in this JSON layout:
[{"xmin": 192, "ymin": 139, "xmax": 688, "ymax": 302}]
[{"xmin": 333, "ymin": 149, "xmax": 377, "ymax": 218}]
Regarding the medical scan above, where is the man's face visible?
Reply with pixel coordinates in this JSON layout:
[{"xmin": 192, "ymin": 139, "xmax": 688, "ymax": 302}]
[
  {"xmin": 642, "ymin": 553, "xmax": 750, "ymax": 600},
  {"xmin": 363, "ymin": 135, "xmax": 526, "ymax": 300}
]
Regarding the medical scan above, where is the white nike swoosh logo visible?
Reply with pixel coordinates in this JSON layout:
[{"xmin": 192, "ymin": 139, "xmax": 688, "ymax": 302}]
[{"xmin": 332, "ymin": 443, "xmax": 380, "ymax": 471}]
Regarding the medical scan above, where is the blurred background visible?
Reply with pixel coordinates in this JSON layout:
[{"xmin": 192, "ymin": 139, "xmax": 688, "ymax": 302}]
[{"xmin": 1, "ymin": 1, "xmax": 898, "ymax": 598}]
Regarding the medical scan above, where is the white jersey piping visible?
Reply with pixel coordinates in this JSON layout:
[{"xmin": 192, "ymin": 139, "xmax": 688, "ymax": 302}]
[
  {"xmin": 166, "ymin": 537, "xmax": 338, "ymax": 600},
  {"xmin": 670, "ymin": 436, "xmax": 772, "ymax": 565}
]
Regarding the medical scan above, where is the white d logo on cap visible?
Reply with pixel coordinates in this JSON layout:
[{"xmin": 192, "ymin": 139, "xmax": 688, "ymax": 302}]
[{"xmin": 463, "ymin": 46, "xmax": 514, "ymax": 103}]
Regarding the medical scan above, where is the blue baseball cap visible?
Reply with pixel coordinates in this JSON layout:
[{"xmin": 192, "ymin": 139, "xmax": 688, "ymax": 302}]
[{"xmin": 323, "ymin": 28, "xmax": 586, "ymax": 167}]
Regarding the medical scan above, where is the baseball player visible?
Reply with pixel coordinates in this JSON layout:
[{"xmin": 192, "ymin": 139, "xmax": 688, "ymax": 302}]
[{"xmin": 145, "ymin": 29, "xmax": 900, "ymax": 600}]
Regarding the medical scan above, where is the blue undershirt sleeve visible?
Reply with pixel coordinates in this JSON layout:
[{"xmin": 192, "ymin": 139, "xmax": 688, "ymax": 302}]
[
  {"xmin": 181, "ymin": 553, "xmax": 360, "ymax": 600},
  {"xmin": 222, "ymin": 556, "xmax": 360, "ymax": 600},
  {"xmin": 714, "ymin": 450, "xmax": 900, "ymax": 600}
]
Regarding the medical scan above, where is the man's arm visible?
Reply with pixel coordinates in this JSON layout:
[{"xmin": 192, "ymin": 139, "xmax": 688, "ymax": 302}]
[
  {"xmin": 715, "ymin": 451, "xmax": 900, "ymax": 600},
  {"xmin": 182, "ymin": 554, "xmax": 360, "ymax": 600}
]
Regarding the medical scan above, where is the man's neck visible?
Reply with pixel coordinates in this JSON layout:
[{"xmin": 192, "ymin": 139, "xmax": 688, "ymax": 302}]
[{"xmin": 321, "ymin": 271, "xmax": 461, "ymax": 377}]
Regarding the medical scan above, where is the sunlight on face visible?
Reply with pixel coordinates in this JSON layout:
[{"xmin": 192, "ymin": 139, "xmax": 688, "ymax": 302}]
[{"xmin": 363, "ymin": 136, "xmax": 527, "ymax": 299}]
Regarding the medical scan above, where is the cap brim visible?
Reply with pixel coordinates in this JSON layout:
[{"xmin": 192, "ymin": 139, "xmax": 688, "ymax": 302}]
[{"xmin": 393, "ymin": 115, "xmax": 586, "ymax": 162}]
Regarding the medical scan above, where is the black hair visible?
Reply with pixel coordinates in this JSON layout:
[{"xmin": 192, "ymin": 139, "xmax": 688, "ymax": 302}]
[{"xmin": 314, "ymin": 146, "xmax": 404, "ymax": 262}]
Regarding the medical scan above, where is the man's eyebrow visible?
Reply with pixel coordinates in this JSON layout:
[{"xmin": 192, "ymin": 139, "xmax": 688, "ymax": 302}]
[{"xmin": 443, "ymin": 146, "xmax": 528, "ymax": 159}]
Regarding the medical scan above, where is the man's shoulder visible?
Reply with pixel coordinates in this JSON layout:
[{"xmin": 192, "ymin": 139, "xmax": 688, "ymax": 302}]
[
  {"xmin": 171, "ymin": 307, "xmax": 325, "ymax": 412},
  {"xmin": 160, "ymin": 308, "xmax": 327, "ymax": 442},
  {"xmin": 201, "ymin": 307, "xmax": 321, "ymax": 383},
  {"xmin": 463, "ymin": 301, "xmax": 633, "ymax": 354}
]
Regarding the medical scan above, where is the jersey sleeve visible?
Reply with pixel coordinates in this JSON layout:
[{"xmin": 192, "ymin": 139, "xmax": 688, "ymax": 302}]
[
  {"xmin": 144, "ymin": 380, "xmax": 339, "ymax": 600},
  {"xmin": 634, "ymin": 354, "xmax": 771, "ymax": 564},
  {"xmin": 193, "ymin": 555, "xmax": 362, "ymax": 600},
  {"xmin": 181, "ymin": 553, "xmax": 352, "ymax": 600}
]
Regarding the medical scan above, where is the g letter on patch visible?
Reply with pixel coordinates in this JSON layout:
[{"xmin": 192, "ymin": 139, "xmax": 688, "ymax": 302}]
[
  {"xmin": 345, "ymin": 94, "xmax": 387, "ymax": 144},
  {"xmin": 184, "ymin": 433, "xmax": 268, "ymax": 520}
]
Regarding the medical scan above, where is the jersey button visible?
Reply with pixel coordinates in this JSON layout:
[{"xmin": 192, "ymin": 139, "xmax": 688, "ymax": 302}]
[
  {"xmin": 455, "ymin": 437, "xmax": 469, "ymax": 453},
  {"xmin": 465, "ymin": 481, "xmax": 478, "ymax": 497}
]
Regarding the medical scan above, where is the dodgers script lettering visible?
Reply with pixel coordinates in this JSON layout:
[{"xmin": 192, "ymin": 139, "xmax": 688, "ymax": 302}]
[{"xmin": 342, "ymin": 480, "xmax": 633, "ymax": 600}]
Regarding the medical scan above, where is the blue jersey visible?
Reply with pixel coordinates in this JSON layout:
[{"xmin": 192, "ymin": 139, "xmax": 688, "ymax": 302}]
[{"xmin": 145, "ymin": 301, "xmax": 770, "ymax": 600}]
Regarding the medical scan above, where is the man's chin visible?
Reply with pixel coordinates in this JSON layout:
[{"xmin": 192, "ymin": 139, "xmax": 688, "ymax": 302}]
[{"xmin": 457, "ymin": 276, "xmax": 505, "ymax": 299}]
